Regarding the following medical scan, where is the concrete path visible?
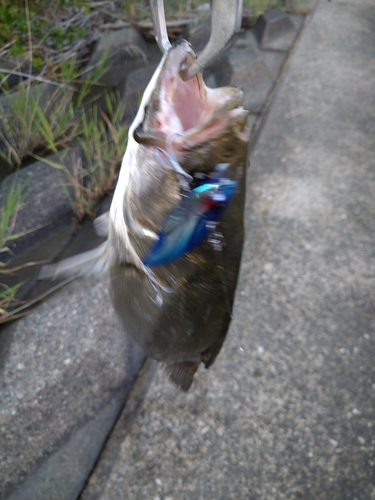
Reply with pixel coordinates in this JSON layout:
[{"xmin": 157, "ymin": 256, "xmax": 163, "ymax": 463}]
[{"xmin": 81, "ymin": 0, "xmax": 375, "ymax": 498}]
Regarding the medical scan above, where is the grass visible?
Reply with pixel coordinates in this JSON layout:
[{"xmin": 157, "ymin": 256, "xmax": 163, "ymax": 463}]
[
  {"xmin": 0, "ymin": 176, "xmax": 30, "ymax": 320},
  {"xmin": 0, "ymin": 0, "xmax": 309, "ymax": 65},
  {"xmin": 0, "ymin": 0, "xmax": 88, "ymax": 61},
  {"xmin": 0, "ymin": 83, "xmax": 74, "ymax": 168},
  {"xmin": 244, "ymin": 0, "xmax": 313, "ymax": 14},
  {"xmin": 0, "ymin": 87, "xmax": 127, "ymax": 321},
  {"xmin": 0, "ymin": 88, "xmax": 127, "ymax": 321},
  {"xmin": 0, "ymin": 53, "xmax": 110, "ymax": 169},
  {"xmin": 0, "ymin": 282, "xmax": 24, "ymax": 316},
  {"xmin": 37, "ymin": 89, "xmax": 128, "ymax": 220},
  {"xmin": 78, "ymin": 92, "xmax": 128, "ymax": 199},
  {"xmin": 0, "ymin": 176, "xmax": 30, "ymax": 253},
  {"xmin": 0, "ymin": 49, "xmax": 123, "ymax": 320}
]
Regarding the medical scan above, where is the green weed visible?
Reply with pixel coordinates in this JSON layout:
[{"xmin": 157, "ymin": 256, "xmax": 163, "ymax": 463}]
[
  {"xmin": 0, "ymin": 282, "xmax": 24, "ymax": 315},
  {"xmin": 0, "ymin": 0, "xmax": 89, "ymax": 57},
  {"xmin": 79, "ymin": 91, "xmax": 128, "ymax": 199},
  {"xmin": 0, "ymin": 52, "xmax": 109, "ymax": 169},
  {"xmin": 0, "ymin": 176, "xmax": 30, "ymax": 254},
  {"xmin": 0, "ymin": 83, "xmax": 75, "ymax": 167},
  {"xmin": 243, "ymin": 0, "xmax": 311, "ymax": 14},
  {"xmin": 40, "ymin": 90, "xmax": 128, "ymax": 220},
  {"xmin": 0, "ymin": 175, "xmax": 30, "ymax": 320}
]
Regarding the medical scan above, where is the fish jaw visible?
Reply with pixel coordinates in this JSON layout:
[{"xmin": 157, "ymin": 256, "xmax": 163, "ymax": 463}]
[{"xmin": 133, "ymin": 40, "xmax": 246, "ymax": 163}]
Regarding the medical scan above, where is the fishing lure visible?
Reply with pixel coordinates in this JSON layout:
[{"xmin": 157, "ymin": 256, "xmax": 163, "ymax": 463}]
[{"xmin": 142, "ymin": 176, "xmax": 238, "ymax": 266}]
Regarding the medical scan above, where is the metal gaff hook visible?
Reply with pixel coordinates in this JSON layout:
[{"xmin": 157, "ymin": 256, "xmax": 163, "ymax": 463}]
[
  {"xmin": 150, "ymin": 0, "xmax": 172, "ymax": 54},
  {"xmin": 150, "ymin": 0, "xmax": 243, "ymax": 80}
]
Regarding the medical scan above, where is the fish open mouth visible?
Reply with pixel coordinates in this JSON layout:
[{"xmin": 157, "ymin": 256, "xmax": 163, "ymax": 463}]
[
  {"xmin": 134, "ymin": 40, "xmax": 248, "ymax": 155},
  {"xmin": 156, "ymin": 40, "xmax": 219, "ymax": 134}
]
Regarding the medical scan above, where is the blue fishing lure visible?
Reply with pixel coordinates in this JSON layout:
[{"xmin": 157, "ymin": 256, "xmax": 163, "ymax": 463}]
[{"xmin": 142, "ymin": 177, "xmax": 237, "ymax": 267}]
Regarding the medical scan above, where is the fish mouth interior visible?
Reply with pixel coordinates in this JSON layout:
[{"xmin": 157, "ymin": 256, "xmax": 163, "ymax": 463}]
[{"xmin": 156, "ymin": 44, "xmax": 226, "ymax": 135}]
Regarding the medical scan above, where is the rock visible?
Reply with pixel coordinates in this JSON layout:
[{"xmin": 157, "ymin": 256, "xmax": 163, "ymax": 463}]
[
  {"xmin": 188, "ymin": 16, "xmax": 211, "ymax": 54},
  {"xmin": 0, "ymin": 149, "xmax": 80, "ymax": 237},
  {"xmin": 0, "ymin": 148, "xmax": 85, "ymax": 308},
  {"xmin": 252, "ymin": 7, "xmax": 295, "ymax": 46},
  {"xmin": 87, "ymin": 27, "xmax": 158, "ymax": 89},
  {"xmin": 121, "ymin": 63, "xmax": 159, "ymax": 123},
  {"xmin": 0, "ymin": 148, "xmax": 82, "ymax": 264},
  {"xmin": 247, "ymin": 113, "xmax": 258, "ymax": 136},
  {"xmin": 214, "ymin": 32, "xmax": 274, "ymax": 114},
  {"xmin": 136, "ymin": 19, "xmax": 193, "ymax": 43},
  {"xmin": 80, "ymin": 359, "xmax": 157, "ymax": 500}
]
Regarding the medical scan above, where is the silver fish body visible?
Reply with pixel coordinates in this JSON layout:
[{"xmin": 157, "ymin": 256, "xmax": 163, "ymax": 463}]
[{"xmin": 44, "ymin": 40, "xmax": 250, "ymax": 391}]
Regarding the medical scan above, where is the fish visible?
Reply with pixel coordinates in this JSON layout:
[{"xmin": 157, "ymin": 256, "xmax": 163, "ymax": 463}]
[{"xmin": 41, "ymin": 39, "xmax": 250, "ymax": 391}]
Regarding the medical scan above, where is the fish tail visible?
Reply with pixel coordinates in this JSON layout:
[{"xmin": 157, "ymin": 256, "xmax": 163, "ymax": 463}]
[
  {"xmin": 39, "ymin": 241, "xmax": 109, "ymax": 280},
  {"xmin": 93, "ymin": 211, "xmax": 109, "ymax": 237}
]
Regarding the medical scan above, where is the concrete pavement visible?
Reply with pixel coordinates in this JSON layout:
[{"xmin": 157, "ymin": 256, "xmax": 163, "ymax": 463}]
[{"xmin": 80, "ymin": 0, "xmax": 375, "ymax": 498}]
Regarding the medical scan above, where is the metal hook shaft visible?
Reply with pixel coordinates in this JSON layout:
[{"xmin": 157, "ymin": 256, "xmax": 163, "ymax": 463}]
[
  {"xmin": 150, "ymin": 0, "xmax": 172, "ymax": 54},
  {"xmin": 183, "ymin": 0, "xmax": 243, "ymax": 80},
  {"xmin": 150, "ymin": 0, "xmax": 243, "ymax": 80}
]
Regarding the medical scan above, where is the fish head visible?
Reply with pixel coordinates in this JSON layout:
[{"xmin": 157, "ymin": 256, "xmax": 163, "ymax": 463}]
[
  {"xmin": 110, "ymin": 39, "xmax": 249, "ymax": 267},
  {"xmin": 133, "ymin": 39, "xmax": 249, "ymax": 170}
]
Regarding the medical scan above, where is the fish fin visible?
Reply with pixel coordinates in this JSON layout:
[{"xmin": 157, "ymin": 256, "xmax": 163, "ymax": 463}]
[
  {"xmin": 39, "ymin": 241, "xmax": 109, "ymax": 280},
  {"xmin": 166, "ymin": 361, "xmax": 199, "ymax": 392},
  {"xmin": 200, "ymin": 339, "xmax": 225, "ymax": 369},
  {"xmin": 201, "ymin": 315, "xmax": 231, "ymax": 369},
  {"xmin": 93, "ymin": 212, "xmax": 109, "ymax": 237}
]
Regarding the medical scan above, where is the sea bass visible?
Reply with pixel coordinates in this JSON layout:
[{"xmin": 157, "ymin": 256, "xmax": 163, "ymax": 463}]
[{"xmin": 44, "ymin": 40, "xmax": 250, "ymax": 391}]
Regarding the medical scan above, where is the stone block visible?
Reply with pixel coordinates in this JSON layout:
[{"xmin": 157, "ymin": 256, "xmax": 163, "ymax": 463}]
[
  {"xmin": 87, "ymin": 27, "xmax": 159, "ymax": 89},
  {"xmin": 188, "ymin": 16, "xmax": 211, "ymax": 54},
  {"xmin": 122, "ymin": 63, "xmax": 159, "ymax": 124},
  {"xmin": 252, "ymin": 7, "xmax": 295, "ymax": 47},
  {"xmin": 0, "ymin": 148, "xmax": 85, "ymax": 308},
  {"xmin": 0, "ymin": 275, "xmax": 145, "ymax": 500},
  {"xmin": 260, "ymin": 14, "xmax": 304, "ymax": 51},
  {"xmin": 213, "ymin": 32, "xmax": 274, "ymax": 114},
  {"xmin": 1, "ymin": 149, "xmax": 80, "ymax": 236}
]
